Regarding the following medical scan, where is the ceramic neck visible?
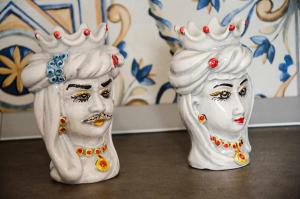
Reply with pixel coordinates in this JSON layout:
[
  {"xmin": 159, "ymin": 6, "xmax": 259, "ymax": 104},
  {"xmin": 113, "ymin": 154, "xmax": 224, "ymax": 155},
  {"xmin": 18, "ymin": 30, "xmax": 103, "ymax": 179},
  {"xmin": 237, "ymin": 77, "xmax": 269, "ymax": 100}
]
[{"xmin": 68, "ymin": 128, "xmax": 111, "ymax": 148}]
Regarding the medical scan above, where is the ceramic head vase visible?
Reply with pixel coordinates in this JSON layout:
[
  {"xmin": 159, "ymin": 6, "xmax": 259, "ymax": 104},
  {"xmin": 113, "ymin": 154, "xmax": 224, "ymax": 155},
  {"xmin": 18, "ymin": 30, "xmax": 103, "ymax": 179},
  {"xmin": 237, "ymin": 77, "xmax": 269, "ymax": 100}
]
[
  {"xmin": 21, "ymin": 24, "xmax": 124, "ymax": 183},
  {"xmin": 170, "ymin": 18, "xmax": 254, "ymax": 170}
]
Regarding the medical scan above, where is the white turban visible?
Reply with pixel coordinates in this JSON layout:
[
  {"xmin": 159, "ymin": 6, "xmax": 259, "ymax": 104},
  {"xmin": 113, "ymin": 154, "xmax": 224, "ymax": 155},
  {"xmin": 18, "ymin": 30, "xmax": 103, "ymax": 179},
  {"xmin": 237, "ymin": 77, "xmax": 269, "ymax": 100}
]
[
  {"xmin": 22, "ymin": 46, "xmax": 123, "ymax": 92},
  {"xmin": 170, "ymin": 44, "xmax": 252, "ymax": 95}
]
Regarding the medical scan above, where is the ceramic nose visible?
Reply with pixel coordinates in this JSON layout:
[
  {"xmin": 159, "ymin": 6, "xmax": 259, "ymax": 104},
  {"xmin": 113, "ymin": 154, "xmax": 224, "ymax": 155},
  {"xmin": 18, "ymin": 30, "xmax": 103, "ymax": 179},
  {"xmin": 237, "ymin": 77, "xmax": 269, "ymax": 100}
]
[
  {"xmin": 232, "ymin": 93, "xmax": 245, "ymax": 116},
  {"xmin": 88, "ymin": 93, "xmax": 105, "ymax": 113}
]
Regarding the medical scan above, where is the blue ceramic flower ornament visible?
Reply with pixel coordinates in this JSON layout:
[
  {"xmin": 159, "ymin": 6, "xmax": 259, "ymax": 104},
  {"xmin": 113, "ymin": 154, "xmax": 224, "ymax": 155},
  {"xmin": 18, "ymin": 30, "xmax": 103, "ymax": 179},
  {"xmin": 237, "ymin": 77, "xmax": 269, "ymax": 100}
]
[{"xmin": 46, "ymin": 53, "xmax": 68, "ymax": 84}]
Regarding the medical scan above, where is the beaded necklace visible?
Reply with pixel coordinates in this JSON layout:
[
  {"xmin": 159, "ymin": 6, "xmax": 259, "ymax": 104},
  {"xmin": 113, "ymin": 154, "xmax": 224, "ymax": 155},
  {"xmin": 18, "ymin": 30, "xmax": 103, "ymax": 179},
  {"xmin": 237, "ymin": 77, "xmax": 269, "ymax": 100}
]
[
  {"xmin": 210, "ymin": 135, "xmax": 249, "ymax": 166},
  {"xmin": 76, "ymin": 144, "xmax": 109, "ymax": 172}
]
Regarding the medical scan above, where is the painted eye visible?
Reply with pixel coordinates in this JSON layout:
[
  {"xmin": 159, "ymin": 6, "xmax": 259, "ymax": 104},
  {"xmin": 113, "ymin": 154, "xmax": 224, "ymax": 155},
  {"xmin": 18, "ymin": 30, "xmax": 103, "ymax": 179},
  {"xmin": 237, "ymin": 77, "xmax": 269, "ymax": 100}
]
[
  {"xmin": 218, "ymin": 91, "xmax": 231, "ymax": 100},
  {"xmin": 101, "ymin": 89, "xmax": 110, "ymax": 99},
  {"xmin": 71, "ymin": 92, "xmax": 91, "ymax": 102},
  {"xmin": 239, "ymin": 87, "xmax": 247, "ymax": 97},
  {"xmin": 210, "ymin": 90, "xmax": 231, "ymax": 101}
]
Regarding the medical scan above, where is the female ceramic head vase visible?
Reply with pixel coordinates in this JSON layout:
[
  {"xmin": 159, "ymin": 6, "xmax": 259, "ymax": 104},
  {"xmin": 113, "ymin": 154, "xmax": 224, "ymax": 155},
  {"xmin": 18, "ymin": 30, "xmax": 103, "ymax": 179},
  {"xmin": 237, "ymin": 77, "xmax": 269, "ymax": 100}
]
[
  {"xmin": 21, "ymin": 24, "xmax": 124, "ymax": 183},
  {"xmin": 170, "ymin": 18, "xmax": 254, "ymax": 170}
]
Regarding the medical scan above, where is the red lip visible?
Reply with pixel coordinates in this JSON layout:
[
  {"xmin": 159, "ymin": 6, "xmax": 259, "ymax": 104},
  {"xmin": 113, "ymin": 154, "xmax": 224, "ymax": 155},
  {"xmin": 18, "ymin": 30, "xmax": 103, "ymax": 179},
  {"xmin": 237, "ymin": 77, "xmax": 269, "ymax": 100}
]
[{"xmin": 234, "ymin": 117, "xmax": 245, "ymax": 124}]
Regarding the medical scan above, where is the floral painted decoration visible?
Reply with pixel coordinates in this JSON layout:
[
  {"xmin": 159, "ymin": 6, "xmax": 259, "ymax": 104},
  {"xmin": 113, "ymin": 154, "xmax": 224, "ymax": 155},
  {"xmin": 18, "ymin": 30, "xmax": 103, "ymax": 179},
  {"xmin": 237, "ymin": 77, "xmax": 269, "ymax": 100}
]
[
  {"xmin": 250, "ymin": 36, "xmax": 275, "ymax": 64},
  {"xmin": 279, "ymin": 55, "xmax": 293, "ymax": 82},
  {"xmin": 148, "ymin": 0, "xmax": 182, "ymax": 55},
  {"xmin": 0, "ymin": 46, "xmax": 32, "ymax": 94},
  {"xmin": 46, "ymin": 53, "xmax": 68, "ymax": 84},
  {"xmin": 197, "ymin": 0, "xmax": 220, "ymax": 13},
  {"xmin": 131, "ymin": 58, "xmax": 155, "ymax": 86},
  {"xmin": 116, "ymin": 41, "xmax": 128, "ymax": 58}
]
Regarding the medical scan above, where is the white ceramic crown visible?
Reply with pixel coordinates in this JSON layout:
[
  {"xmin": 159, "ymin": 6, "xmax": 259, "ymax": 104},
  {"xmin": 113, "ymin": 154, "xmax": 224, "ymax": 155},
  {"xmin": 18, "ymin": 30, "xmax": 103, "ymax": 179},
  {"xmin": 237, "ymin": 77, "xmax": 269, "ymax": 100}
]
[
  {"xmin": 22, "ymin": 24, "xmax": 124, "ymax": 184},
  {"xmin": 174, "ymin": 17, "xmax": 245, "ymax": 51},
  {"xmin": 170, "ymin": 17, "xmax": 254, "ymax": 170},
  {"xmin": 35, "ymin": 24, "xmax": 108, "ymax": 54}
]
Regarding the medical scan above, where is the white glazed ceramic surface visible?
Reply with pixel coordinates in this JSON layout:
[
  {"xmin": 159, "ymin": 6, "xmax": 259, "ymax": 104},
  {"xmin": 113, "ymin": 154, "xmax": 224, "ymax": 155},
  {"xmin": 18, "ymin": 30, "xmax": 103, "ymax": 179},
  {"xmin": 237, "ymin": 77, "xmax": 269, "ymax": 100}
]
[
  {"xmin": 21, "ymin": 24, "xmax": 123, "ymax": 184},
  {"xmin": 170, "ymin": 18, "xmax": 254, "ymax": 170}
]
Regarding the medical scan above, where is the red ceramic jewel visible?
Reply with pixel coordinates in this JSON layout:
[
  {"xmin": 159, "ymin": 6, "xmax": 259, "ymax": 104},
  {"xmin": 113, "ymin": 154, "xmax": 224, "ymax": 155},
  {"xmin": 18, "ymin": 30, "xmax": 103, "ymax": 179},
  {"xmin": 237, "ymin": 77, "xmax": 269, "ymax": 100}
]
[
  {"xmin": 229, "ymin": 24, "xmax": 235, "ymax": 31},
  {"xmin": 198, "ymin": 114, "xmax": 205, "ymax": 121},
  {"xmin": 53, "ymin": 31, "xmax": 61, "ymax": 39},
  {"xmin": 95, "ymin": 149, "xmax": 100, "ymax": 154},
  {"xmin": 77, "ymin": 148, "xmax": 83, "ymax": 154},
  {"xmin": 179, "ymin": 27, "xmax": 185, "ymax": 35},
  {"xmin": 112, "ymin": 55, "xmax": 119, "ymax": 66},
  {"xmin": 239, "ymin": 153, "xmax": 245, "ymax": 159},
  {"xmin": 203, "ymin": 26, "xmax": 209, "ymax": 33},
  {"xmin": 100, "ymin": 160, "xmax": 107, "ymax": 167},
  {"xmin": 83, "ymin": 28, "xmax": 91, "ymax": 36},
  {"xmin": 208, "ymin": 58, "xmax": 218, "ymax": 68}
]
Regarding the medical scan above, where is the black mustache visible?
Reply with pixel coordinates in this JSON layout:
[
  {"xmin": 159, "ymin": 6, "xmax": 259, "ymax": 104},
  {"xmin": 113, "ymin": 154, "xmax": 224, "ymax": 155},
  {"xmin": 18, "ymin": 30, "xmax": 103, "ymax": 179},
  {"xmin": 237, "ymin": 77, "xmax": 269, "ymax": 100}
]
[{"xmin": 81, "ymin": 113, "xmax": 112, "ymax": 123}]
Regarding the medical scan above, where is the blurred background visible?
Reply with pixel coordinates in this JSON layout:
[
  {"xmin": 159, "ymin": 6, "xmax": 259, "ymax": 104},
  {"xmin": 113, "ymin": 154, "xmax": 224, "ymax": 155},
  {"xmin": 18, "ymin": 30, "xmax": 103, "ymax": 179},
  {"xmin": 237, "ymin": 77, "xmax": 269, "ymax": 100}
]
[{"xmin": 0, "ymin": 0, "xmax": 299, "ymax": 139}]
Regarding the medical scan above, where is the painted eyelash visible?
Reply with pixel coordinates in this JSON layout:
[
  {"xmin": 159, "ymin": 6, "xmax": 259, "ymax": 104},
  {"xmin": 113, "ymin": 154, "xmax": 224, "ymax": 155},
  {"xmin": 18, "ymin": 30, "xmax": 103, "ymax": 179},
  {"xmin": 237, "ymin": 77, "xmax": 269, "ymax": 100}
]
[
  {"xmin": 210, "ymin": 90, "xmax": 231, "ymax": 101},
  {"xmin": 71, "ymin": 91, "xmax": 91, "ymax": 103},
  {"xmin": 211, "ymin": 97, "xmax": 228, "ymax": 102}
]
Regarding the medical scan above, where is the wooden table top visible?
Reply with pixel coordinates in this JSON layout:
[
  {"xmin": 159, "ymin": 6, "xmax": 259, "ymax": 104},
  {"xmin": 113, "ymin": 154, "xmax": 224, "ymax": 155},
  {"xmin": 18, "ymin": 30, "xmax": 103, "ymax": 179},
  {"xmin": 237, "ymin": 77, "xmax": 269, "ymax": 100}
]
[{"xmin": 1, "ymin": 126, "xmax": 300, "ymax": 199}]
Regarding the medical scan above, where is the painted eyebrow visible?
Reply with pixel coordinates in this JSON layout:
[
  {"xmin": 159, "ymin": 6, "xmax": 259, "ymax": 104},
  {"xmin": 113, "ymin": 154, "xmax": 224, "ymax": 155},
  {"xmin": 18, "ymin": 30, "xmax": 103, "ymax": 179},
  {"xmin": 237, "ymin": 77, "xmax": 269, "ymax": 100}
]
[
  {"xmin": 213, "ymin": 83, "xmax": 233, "ymax": 88},
  {"xmin": 101, "ymin": 79, "xmax": 112, "ymax": 87},
  {"xmin": 240, "ymin": 78, "xmax": 248, "ymax": 85},
  {"xmin": 66, "ymin": 84, "xmax": 91, "ymax": 90}
]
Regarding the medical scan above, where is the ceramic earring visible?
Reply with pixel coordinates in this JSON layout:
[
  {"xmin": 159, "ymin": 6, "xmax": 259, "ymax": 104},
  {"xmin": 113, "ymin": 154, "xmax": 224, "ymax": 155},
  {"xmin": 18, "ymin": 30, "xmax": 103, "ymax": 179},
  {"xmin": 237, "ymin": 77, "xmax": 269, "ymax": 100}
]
[
  {"xmin": 198, "ymin": 114, "xmax": 207, "ymax": 124},
  {"xmin": 58, "ymin": 116, "xmax": 67, "ymax": 135}
]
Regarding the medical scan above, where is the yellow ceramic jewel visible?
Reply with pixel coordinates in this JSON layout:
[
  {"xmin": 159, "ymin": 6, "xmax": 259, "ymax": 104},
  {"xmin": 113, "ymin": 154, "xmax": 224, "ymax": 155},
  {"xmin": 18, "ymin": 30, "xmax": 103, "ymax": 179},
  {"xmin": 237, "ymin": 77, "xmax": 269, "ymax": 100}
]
[
  {"xmin": 95, "ymin": 156, "xmax": 110, "ymax": 172},
  {"xmin": 234, "ymin": 151, "xmax": 249, "ymax": 166}
]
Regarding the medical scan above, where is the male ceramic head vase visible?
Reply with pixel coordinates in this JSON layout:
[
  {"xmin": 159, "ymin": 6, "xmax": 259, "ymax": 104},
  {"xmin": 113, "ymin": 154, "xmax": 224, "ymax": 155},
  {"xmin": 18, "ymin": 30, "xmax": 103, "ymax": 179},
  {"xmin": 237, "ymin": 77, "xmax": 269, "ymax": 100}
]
[
  {"xmin": 170, "ymin": 18, "xmax": 254, "ymax": 170},
  {"xmin": 21, "ymin": 24, "xmax": 124, "ymax": 183}
]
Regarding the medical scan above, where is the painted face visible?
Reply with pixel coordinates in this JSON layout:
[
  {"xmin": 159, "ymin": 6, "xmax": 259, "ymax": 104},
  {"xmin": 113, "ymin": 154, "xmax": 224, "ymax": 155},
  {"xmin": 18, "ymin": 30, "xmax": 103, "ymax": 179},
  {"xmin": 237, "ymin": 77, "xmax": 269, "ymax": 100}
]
[
  {"xmin": 62, "ymin": 74, "xmax": 113, "ymax": 138},
  {"xmin": 194, "ymin": 75, "xmax": 253, "ymax": 139}
]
